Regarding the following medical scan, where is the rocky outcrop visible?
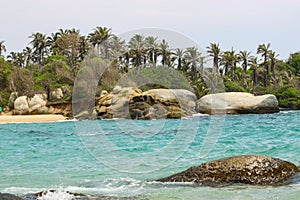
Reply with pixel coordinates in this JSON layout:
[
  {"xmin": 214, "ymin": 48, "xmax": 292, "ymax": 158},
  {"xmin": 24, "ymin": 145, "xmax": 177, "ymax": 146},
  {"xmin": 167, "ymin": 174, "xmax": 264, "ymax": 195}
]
[
  {"xmin": 157, "ymin": 155, "xmax": 300, "ymax": 186},
  {"xmin": 198, "ymin": 92, "xmax": 279, "ymax": 114},
  {"xmin": 7, "ymin": 86, "xmax": 72, "ymax": 116},
  {"xmin": 21, "ymin": 190, "xmax": 143, "ymax": 200},
  {"xmin": 144, "ymin": 89, "xmax": 197, "ymax": 114},
  {"xmin": 13, "ymin": 95, "xmax": 48, "ymax": 115},
  {"xmin": 95, "ymin": 87, "xmax": 195, "ymax": 120},
  {"xmin": 0, "ymin": 193, "xmax": 22, "ymax": 200},
  {"xmin": 47, "ymin": 101, "xmax": 72, "ymax": 117}
]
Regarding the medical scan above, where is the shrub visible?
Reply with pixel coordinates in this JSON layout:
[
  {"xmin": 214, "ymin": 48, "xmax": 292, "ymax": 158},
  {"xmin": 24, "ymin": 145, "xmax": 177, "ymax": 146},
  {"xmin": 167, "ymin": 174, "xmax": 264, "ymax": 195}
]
[
  {"xmin": 275, "ymin": 85, "xmax": 300, "ymax": 108},
  {"xmin": 224, "ymin": 81, "xmax": 247, "ymax": 92}
]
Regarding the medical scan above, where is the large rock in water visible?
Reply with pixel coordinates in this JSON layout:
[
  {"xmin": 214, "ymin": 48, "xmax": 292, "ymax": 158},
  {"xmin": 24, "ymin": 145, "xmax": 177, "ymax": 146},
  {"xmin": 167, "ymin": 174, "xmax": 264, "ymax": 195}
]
[
  {"xmin": 144, "ymin": 89, "xmax": 197, "ymax": 114},
  {"xmin": 0, "ymin": 193, "xmax": 22, "ymax": 200},
  {"xmin": 157, "ymin": 155, "xmax": 300, "ymax": 186},
  {"xmin": 198, "ymin": 92, "xmax": 279, "ymax": 114}
]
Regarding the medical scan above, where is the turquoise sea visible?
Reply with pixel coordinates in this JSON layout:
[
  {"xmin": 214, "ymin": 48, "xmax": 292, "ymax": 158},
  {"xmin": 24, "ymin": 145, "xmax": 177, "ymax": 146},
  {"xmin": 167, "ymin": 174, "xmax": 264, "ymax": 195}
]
[{"xmin": 0, "ymin": 110, "xmax": 300, "ymax": 199}]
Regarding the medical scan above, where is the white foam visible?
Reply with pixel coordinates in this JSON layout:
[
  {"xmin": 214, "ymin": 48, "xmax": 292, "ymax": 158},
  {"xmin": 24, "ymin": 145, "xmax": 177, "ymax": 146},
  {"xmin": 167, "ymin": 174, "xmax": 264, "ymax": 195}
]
[{"xmin": 37, "ymin": 190, "xmax": 75, "ymax": 200}]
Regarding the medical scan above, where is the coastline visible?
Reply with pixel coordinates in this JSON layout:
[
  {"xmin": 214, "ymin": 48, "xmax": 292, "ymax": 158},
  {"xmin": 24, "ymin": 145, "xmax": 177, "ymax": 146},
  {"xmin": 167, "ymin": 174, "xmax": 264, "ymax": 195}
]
[{"xmin": 0, "ymin": 114, "xmax": 68, "ymax": 124}]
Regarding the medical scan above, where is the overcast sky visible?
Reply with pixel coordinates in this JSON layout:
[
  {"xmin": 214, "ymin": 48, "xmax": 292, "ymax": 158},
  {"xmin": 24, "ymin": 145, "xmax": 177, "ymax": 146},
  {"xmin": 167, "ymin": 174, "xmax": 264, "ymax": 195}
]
[{"xmin": 1, "ymin": 0, "xmax": 300, "ymax": 59}]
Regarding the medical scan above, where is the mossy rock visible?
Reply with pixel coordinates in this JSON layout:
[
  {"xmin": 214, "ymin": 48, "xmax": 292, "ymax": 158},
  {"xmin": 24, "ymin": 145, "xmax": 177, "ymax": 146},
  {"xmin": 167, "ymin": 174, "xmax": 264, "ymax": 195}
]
[{"xmin": 157, "ymin": 155, "xmax": 300, "ymax": 186}]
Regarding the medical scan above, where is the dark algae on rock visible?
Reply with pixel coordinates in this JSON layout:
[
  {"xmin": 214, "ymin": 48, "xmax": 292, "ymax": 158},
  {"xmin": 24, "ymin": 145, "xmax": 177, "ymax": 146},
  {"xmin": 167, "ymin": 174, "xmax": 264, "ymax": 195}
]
[{"xmin": 157, "ymin": 155, "xmax": 300, "ymax": 186}]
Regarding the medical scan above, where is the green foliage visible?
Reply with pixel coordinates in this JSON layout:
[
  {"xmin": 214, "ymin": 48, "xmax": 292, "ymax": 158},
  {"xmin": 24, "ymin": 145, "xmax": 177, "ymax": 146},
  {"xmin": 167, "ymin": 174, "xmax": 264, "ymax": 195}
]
[
  {"xmin": 97, "ymin": 65, "xmax": 123, "ymax": 93},
  {"xmin": 224, "ymin": 81, "xmax": 247, "ymax": 92},
  {"xmin": 35, "ymin": 59, "xmax": 73, "ymax": 90},
  {"xmin": 8, "ymin": 67, "xmax": 35, "ymax": 95},
  {"xmin": 119, "ymin": 67, "xmax": 193, "ymax": 92},
  {"xmin": 287, "ymin": 52, "xmax": 300, "ymax": 75},
  {"xmin": 139, "ymin": 83, "xmax": 168, "ymax": 92},
  {"xmin": 275, "ymin": 85, "xmax": 300, "ymax": 108},
  {"xmin": 0, "ymin": 91, "xmax": 9, "ymax": 107},
  {"xmin": 46, "ymin": 55, "xmax": 67, "ymax": 63}
]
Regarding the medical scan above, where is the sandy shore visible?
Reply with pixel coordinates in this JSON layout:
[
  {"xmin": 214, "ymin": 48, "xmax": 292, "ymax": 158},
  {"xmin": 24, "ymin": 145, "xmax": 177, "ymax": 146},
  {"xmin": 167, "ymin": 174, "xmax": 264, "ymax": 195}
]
[{"xmin": 0, "ymin": 114, "xmax": 68, "ymax": 124}]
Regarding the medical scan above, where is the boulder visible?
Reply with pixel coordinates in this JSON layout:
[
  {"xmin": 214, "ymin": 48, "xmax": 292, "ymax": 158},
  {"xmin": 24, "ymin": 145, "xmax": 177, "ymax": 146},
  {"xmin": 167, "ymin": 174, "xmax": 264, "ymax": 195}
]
[
  {"xmin": 197, "ymin": 92, "xmax": 279, "ymax": 114},
  {"xmin": 74, "ymin": 110, "xmax": 90, "ymax": 120},
  {"xmin": 144, "ymin": 89, "xmax": 197, "ymax": 114},
  {"xmin": 0, "ymin": 193, "xmax": 22, "ymax": 200},
  {"xmin": 157, "ymin": 155, "xmax": 300, "ymax": 186},
  {"xmin": 28, "ymin": 94, "xmax": 47, "ymax": 113},
  {"xmin": 100, "ymin": 90, "xmax": 108, "ymax": 98},
  {"xmin": 14, "ymin": 96, "xmax": 29, "ymax": 113},
  {"xmin": 96, "ymin": 87, "xmax": 142, "ymax": 119},
  {"xmin": 8, "ymin": 92, "xmax": 18, "ymax": 110},
  {"xmin": 112, "ymin": 85, "xmax": 122, "ymax": 94},
  {"xmin": 61, "ymin": 85, "xmax": 71, "ymax": 96},
  {"xmin": 51, "ymin": 88, "xmax": 63, "ymax": 100}
]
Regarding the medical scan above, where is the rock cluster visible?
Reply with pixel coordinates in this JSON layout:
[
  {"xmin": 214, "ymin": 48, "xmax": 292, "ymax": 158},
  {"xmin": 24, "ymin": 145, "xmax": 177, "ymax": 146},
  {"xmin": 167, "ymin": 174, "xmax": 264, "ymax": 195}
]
[
  {"xmin": 95, "ymin": 87, "xmax": 197, "ymax": 120},
  {"xmin": 9, "ymin": 87, "xmax": 72, "ymax": 116},
  {"xmin": 5, "ymin": 87, "xmax": 282, "ymax": 118},
  {"xmin": 157, "ymin": 154, "xmax": 300, "ymax": 186}
]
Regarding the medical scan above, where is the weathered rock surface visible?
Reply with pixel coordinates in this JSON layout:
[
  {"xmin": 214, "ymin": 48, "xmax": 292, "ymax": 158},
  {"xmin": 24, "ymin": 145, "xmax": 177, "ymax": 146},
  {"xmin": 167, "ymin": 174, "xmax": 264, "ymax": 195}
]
[
  {"xmin": 27, "ymin": 94, "xmax": 48, "ymax": 114},
  {"xmin": 8, "ymin": 92, "xmax": 18, "ymax": 110},
  {"xmin": 22, "ymin": 190, "xmax": 145, "ymax": 200},
  {"xmin": 157, "ymin": 155, "xmax": 300, "ymax": 186},
  {"xmin": 198, "ymin": 92, "xmax": 279, "ymax": 114},
  {"xmin": 0, "ymin": 193, "xmax": 22, "ymax": 200},
  {"xmin": 13, "ymin": 96, "xmax": 29, "ymax": 114},
  {"xmin": 144, "ymin": 89, "xmax": 197, "ymax": 114},
  {"xmin": 47, "ymin": 101, "xmax": 72, "ymax": 117},
  {"xmin": 95, "ymin": 87, "xmax": 194, "ymax": 120},
  {"xmin": 10, "ymin": 89, "xmax": 72, "ymax": 116},
  {"xmin": 50, "ymin": 88, "xmax": 63, "ymax": 100}
]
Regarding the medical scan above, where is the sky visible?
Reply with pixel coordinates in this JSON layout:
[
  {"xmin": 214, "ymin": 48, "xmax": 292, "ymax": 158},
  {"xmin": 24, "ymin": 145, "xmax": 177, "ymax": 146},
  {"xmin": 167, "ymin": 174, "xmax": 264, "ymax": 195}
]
[{"xmin": 1, "ymin": 0, "xmax": 300, "ymax": 59}]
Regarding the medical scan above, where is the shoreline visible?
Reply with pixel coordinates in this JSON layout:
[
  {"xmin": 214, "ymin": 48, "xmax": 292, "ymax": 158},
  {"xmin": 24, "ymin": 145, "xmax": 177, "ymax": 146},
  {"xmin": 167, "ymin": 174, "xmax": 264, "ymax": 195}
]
[{"xmin": 0, "ymin": 114, "xmax": 68, "ymax": 124}]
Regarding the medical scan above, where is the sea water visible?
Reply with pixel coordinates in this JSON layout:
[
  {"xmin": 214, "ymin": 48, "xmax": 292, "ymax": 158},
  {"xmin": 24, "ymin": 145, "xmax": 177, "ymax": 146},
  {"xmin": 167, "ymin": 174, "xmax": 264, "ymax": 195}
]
[{"xmin": 0, "ymin": 111, "xmax": 299, "ymax": 199}]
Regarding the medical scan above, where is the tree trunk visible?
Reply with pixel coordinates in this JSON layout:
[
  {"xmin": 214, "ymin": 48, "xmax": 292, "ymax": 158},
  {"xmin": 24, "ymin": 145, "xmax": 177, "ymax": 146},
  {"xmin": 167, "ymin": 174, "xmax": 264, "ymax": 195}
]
[{"xmin": 178, "ymin": 58, "xmax": 182, "ymax": 70}]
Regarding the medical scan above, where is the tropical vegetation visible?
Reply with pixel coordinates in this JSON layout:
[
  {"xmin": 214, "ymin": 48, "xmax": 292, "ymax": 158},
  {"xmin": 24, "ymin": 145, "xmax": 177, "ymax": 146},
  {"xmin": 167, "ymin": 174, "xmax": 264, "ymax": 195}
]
[{"xmin": 0, "ymin": 27, "xmax": 299, "ymax": 109}]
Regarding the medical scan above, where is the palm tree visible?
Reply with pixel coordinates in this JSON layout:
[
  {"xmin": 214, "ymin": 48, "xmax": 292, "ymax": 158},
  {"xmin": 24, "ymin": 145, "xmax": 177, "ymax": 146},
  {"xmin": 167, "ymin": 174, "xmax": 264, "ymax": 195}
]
[
  {"xmin": 88, "ymin": 26, "xmax": 111, "ymax": 55},
  {"xmin": 23, "ymin": 47, "xmax": 33, "ymax": 67},
  {"xmin": 249, "ymin": 57, "xmax": 259, "ymax": 86},
  {"xmin": 257, "ymin": 43, "xmax": 271, "ymax": 76},
  {"xmin": 7, "ymin": 52, "xmax": 25, "ymax": 67},
  {"xmin": 55, "ymin": 30, "xmax": 82, "ymax": 74},
  {"xmin": 128, "ymin": 34, "xmax": 146, "ymax": 68},
  {"xmin": 206, "ymin": 43, "xmax": 221, "ymax": 73},
  {"xmin": 239, "ymin": 50, "xmax": 253, "ymax": 74},
  {"xmin": 145, "ymin": 36, "xmax": 158, "ymax": 64},
  {"xmin": 29, "ymin": 32, "xmax": 49, "ymax": 64},
  {"xmin": 158, "ymin": 39, "xmax": 172, "ymax": 66},
  {"xmin": 220, "ymin": 51, "xmax": 231, "ymax": 76},
  {"xmin": 269, "ymin": 50, "xmax": 279, "ymax": 77},
  {"xmin": 107, "ymin": 35, "xmax": 126, "ymax": 65},
  {"xmin": 78, "ymin": 36, "xmax": 91, "ymax": 61},
  {"xmin": 0, "ymin": 40, "xmax": 6, "ymax": 57},
  {"xmin": 184, "ymin": 47, "xmax": 202, "ymax": 80},
  {"xmin": 227, "ymin": 48, "xmax": 239, "ymax": 80},
  {"xmin": 174, "ymin": 48, "xmax": 185, "ymax": 71}
]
